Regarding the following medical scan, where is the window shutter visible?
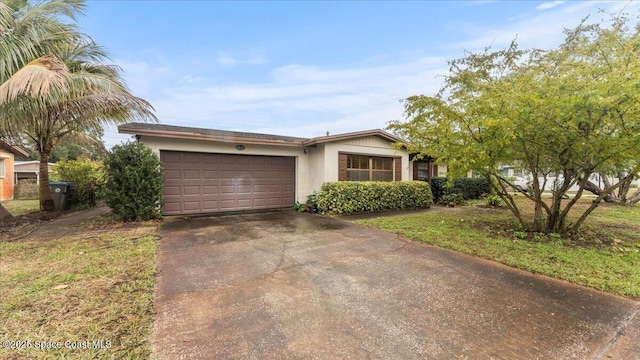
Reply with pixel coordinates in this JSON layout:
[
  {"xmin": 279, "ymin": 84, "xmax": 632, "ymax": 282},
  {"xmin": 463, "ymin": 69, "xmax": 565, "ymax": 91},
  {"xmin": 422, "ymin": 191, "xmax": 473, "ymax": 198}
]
[
  {"xmin": 338, "ymin": 153, "xmax": 347, "ymax": 181},
  {"xmin": 412, "ymin": 161, "xmax": 419, "ymax": 180},
  {"xmin": 394, "ymin": 157, "xmax": 402, "ymax": 181}
]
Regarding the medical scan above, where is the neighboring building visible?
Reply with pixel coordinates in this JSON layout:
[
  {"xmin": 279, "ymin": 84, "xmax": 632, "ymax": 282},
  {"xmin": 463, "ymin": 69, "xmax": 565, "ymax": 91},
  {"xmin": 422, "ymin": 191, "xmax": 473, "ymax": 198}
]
[
  {"xmin": 119, "ymin": 123, "xmax": 439, "ymax": 216},
  {"xmin": 498, "ymin": 164, "xmax": 639, "ymax": 191},
  {"xmin": 14, "ymin": 161, "xmax": 55, "ymax": 184},
  {"xmin": 0, "ymin": 140, "xmax": 29, "ymax": 201}
]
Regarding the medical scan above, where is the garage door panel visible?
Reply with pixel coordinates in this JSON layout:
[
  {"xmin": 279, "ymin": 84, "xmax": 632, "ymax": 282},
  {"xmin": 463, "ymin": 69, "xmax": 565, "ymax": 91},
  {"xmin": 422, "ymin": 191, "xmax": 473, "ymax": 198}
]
[
  {"xmin": 164, "ymin": 186, "xmax": 181, "ymax": 196},
  {"xmin": 162, "ymin": 152, "xmax": 181, "ymax": 163},
  {"xmin": 252, "ymin": 170, "xmax": 267, "ymax": 178},
  {"xmin": 183, "ymin": 170, "xmax": 201, "ymax": 179},
  {"xmin": 252, "ymin": 157, "xmax": 266, "ymax": 165},
  {"xmin": 202, "ymin": 170, "xmax": 219, "ymax": 179},
  {"xmin": 221, "ymin": 170, "xmax": 236, "ymax": 179},
  {"xmin": 165, "ymin": 169, "xmax": 181, "ymax": 180},
  {"xmin": 220, "ymin": 185, "xmax": 235, "ymax": 194},
  {"xmin": 202, "ymin": 155, "xmax": 219, "ymax": 164},
  {"xmin": 202, "ymin": 200, "xmax": 219, "ymax": 210},
  {"xmin": 164, "ymin": 202, "xmax": 181, "ymax": 213},
  {"xmin": 161, "ymin": 151, "xmax": 295, "ymax": 215},
  {"xmin": 282, "ymin": 184, "xmax": 295, "ymax": 192},
  {"xmin": 183, "ymin": 153, "xmax": 201, "ymax": 163},
  {"xmin": 183, "ymin": 202, "xmax": 202, "ymax": 211},
  {"xmin": 203, "ymin": 185, "xmax": 218, "ymax": 194},
  {"xmin": 183, "ymin": 186, "xmax": 201, "ymax": 195}
]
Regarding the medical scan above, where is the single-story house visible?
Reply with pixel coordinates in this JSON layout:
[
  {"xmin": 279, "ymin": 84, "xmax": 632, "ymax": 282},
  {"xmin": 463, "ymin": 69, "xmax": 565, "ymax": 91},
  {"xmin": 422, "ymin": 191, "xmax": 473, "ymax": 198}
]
[
  {"xmin": 14, "ymin": 161, "xmax": 55, "ymax": 184},
  {"xmin": 0, "ymin": 139, "xmax": 29, "ymax": 201},
  {"xmin": 119, "ymin": 123, "xmax": 444, "ymax": 215}
]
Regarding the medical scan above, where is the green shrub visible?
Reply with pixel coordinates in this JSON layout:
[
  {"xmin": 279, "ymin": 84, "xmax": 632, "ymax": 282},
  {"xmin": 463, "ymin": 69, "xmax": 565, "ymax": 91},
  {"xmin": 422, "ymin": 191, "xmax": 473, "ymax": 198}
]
[
  {"xmin": 14, "ymin": 180, "xmax": 38, "ymax": 200},
  {"xmin": 484, "ymin": 194, "xmax": 505, "ymax": 207},
  {"xmin": 429, "ymin": 177, "xmax": 448, "ymax": 202},
  {"xmin": 51, "ymin": 157, "xmax": 105, "ymax": 209},
  {"xmin": 427, "ymin": 177, "xmax": 491, "ymax": 201},
  {"xmin": 102, "ymin": 142, "xmax": 163, "ymax": 221},
  {"xmin": 439, "ymin": 192, "xmax": 465, "ymax": 207},
  {"xmin": 316, "ymin": 181, "xmax": 432, "ymax": 215},
  {"xmin": 450, "ymin": 177, "xmax": 491, "ymax": 200}
]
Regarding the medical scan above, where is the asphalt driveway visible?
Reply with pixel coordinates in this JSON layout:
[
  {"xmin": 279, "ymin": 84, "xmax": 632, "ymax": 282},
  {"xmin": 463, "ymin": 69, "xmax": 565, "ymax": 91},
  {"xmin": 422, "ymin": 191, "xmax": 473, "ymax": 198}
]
[{"xmin": 153, "ymin": 210, "xmax": 639, "ymax": 359}]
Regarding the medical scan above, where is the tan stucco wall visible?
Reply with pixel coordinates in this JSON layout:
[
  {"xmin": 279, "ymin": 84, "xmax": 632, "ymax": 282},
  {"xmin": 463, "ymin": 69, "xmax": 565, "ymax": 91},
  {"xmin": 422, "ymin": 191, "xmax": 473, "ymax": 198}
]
[
  {"xmin": 139, "ymin": 136, "xmax": 312, "ymax": 203},
  {"xmin": 306, "ymin": 144, "xmax": 326, "ymax": 197}
]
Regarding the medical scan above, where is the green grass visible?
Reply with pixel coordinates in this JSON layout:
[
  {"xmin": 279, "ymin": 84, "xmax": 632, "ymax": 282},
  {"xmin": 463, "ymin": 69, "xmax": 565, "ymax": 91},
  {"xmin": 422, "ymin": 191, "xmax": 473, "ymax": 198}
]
[
  {"xmin": 2, "ymin": 200, "xmax": 39, "ymax": 216},
  {"xmin": 356, "ymin": 200, "xmax": 640, "ymax": 299},
  {"xmin": 0, "ymin": 228, "xmax": 158, "ymax": 359}
]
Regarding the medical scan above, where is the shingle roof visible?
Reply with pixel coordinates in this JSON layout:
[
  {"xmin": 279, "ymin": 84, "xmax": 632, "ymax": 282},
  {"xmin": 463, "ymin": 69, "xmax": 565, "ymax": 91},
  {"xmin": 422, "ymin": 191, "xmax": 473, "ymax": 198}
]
[{"xmin": 118, "ymin": 123, "xmax": 401, "ymax": 147}]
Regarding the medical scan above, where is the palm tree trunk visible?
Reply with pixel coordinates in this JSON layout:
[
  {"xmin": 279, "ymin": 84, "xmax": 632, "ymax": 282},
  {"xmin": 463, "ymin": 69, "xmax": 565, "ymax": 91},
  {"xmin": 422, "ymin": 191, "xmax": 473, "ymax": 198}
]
[{"xmin": 39, "ymin": 152, "xmax": 55, "ymax": 211}]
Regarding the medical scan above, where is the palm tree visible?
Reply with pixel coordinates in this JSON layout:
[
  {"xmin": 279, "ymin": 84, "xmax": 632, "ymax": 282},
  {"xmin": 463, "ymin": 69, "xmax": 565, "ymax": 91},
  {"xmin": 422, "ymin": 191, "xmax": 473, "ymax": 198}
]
[{"xmin": 0, "ymin": 0, "xmax": 156, "ymax": 211}]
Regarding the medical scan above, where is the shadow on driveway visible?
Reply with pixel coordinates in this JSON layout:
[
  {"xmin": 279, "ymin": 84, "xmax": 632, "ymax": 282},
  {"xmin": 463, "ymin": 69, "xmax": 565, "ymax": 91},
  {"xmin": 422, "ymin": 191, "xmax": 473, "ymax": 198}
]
[{"xmin": 153, "ymin": 210, "xmax": 639, "ymax": 359}]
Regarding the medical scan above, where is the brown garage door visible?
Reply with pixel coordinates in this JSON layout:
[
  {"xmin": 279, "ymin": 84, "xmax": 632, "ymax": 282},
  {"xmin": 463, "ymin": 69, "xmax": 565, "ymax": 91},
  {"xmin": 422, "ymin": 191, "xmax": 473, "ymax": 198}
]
[{"xmin": 161, "ymin": 151, "xmax": 295, "ymax": 215}]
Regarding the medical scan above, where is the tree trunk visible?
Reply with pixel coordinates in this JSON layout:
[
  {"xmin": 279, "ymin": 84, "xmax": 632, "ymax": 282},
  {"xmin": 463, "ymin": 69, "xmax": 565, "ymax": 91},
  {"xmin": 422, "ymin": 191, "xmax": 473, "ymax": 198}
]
[
  {"xmin": 39, "ymin": 152, "xmax": 55, "ymax": 211},
  {"xmin": 0, "ymin": 203, "xmax": 13, "ymax": 220},
  {"xmin": 583, "ymin": 172, "xmax": 638, "ymax": 204}
]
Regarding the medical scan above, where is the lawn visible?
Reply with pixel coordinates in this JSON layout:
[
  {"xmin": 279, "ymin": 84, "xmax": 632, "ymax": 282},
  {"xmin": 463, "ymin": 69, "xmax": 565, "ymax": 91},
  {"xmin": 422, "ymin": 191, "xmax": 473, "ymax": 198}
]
[
  {"xmin": 356, "ymin": 198, "xmax": 640, "ymax": 299},
  {"xmin": 0, "ymin": 218, "xmax": 158, "ymax": 359},
  {"xmin": 2, "ymin": 199, "xmax": 39, "ymax": 216}
]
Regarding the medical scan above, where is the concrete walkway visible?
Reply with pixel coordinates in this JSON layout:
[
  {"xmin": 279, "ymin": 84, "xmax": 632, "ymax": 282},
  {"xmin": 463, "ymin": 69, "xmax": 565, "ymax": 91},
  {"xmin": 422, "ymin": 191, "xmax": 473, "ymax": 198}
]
[
  {"xmin": 21, "ymin": 206, "xmax": 155, "ymax": 241},
  {"xmin": 154, "ymin": 211, "xmax": 639, "ymax": 359}
]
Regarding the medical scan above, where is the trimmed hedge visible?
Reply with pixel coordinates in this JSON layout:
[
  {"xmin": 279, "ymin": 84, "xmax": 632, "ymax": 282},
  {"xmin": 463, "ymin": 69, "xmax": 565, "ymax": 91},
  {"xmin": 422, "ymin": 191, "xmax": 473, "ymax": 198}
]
[
  {"xmin": 429, "ymin": 177, "xmax": 491, "ymax": 201},
  {"xmin": 316, "ymin": 181, "xmax": 433, "ymax": 215}
]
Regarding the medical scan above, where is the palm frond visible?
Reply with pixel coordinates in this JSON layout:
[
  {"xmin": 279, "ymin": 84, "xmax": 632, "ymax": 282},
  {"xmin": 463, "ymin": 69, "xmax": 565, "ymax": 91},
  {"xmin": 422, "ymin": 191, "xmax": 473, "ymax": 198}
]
[{"xmin": 0, "ymin": 54, "xmax": 69, "ymax": 102}]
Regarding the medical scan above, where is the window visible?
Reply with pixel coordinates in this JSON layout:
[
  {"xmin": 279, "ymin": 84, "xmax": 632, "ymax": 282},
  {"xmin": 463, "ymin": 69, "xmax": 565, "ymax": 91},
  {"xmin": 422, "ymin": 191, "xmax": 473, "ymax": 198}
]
[
  {"xmin": 347, "ymin": 154, "xmax": 394, "ymax": 181},
  {"xmin": 416, "ymin": 162, "xmax": 430, "ymax": 180},
  {"xmin": 0, "ymin": 159, "xmax": 4, "ymax": 178}
]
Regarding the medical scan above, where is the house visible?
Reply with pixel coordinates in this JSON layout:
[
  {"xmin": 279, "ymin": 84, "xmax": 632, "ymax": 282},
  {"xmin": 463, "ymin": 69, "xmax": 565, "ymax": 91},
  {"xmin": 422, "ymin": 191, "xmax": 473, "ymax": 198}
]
[
  {"xmin": 14, "ymin": 161, "xmax": 55, "ymax": 184},
  {"xmin": 0, "ymin": 139, "xmax": 29, "ymax": 201},
  {"xmin": 119, "ymin": 123, "xmax": 439, "ymax": 215}
]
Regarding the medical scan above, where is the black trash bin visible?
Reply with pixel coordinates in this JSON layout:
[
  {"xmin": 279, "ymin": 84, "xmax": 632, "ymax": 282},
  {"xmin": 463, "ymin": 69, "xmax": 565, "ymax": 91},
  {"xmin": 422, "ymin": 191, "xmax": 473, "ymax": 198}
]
[{"xmin": 49, "ymin": 182, "xmax": 77, "ymax": 211}]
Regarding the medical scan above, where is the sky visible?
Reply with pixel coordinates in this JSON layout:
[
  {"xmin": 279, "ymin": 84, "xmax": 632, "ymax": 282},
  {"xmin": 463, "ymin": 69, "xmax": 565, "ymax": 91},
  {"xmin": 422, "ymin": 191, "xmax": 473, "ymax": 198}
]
[{"xmin": 75, "ymin": 0, "xmax": 640, "ymax": 147}]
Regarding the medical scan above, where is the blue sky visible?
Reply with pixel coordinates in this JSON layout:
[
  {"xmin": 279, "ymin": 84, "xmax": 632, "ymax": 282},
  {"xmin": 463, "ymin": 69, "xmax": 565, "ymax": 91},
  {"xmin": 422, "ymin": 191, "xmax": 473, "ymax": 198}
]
[{"xmin": 76, "ymin": 1, "xmax": 639, "ymax": 147}]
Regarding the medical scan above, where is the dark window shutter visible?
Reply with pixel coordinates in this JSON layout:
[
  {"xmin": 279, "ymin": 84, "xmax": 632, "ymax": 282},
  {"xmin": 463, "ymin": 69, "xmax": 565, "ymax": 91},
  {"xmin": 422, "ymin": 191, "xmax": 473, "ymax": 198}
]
[
  {"xmin": 412, "ymin": 161, "xmax": 419, "ymax": 180},
  {"xmin": 394, "ymin": 157, "xmax": 402, "ymax": 181},
  {"xmin": 338, "ymin": 153, "xmax": 347, "ymax": 181}
]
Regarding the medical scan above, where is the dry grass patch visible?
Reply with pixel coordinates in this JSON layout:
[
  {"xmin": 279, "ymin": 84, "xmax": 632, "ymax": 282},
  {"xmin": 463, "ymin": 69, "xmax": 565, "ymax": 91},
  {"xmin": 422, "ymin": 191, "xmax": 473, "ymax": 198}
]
[{"xmin": 0, "ymin": 226, "xmax": 157, "ymax": 359}]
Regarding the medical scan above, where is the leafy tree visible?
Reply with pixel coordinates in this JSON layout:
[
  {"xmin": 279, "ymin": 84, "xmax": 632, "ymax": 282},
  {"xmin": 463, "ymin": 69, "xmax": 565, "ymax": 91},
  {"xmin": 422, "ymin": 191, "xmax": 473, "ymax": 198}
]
[
  {"xmin": 51, "ymin": 156, "xmax": 105, "ymax": 208},
  {"xmin": 0, "ymin": 0, "xmax": 156, "ymax": 212},
  {"xmin": 102, "ymin": 141, "xmax": 163, "ymax": 221},
  {"xmin": 389, "ymin": 15, "xmax": 640, "ymax": 235}
]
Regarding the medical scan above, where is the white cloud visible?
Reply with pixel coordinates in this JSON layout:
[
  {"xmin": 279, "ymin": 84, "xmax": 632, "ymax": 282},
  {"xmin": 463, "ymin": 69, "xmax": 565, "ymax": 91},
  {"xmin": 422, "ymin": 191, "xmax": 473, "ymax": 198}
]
[
  {"xmin": 536, "ymin": 1, "xmax": 565, "ymax": 10},
  {"xmin": 451, "ymin": 1, "xmax": 639, "ymax": 52},
  {"xmin": 116, "ymin": 59, "xmax": 172, "ymax": 97},
  {"xmin": 215, "ymin": 53, "xmax": 268, "ymax": 66},
  {"xmin": 146, "ymin": 57, "xmax": 446, "ymax": 138}
]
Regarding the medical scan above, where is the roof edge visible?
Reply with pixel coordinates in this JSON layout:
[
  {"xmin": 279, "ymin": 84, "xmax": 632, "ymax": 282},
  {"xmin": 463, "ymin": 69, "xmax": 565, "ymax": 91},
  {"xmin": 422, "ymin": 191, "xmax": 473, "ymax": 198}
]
[
  {"xmin": 302, "ymin": 129, "xmax": 401, "ymax": 146},
  {"xmin": 0, "ymin": 139, "xmax": 29, "ymax": 157},
  {"xmin": 119, "ymin": 123, "xmax": 306, "ymax": 147}
]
